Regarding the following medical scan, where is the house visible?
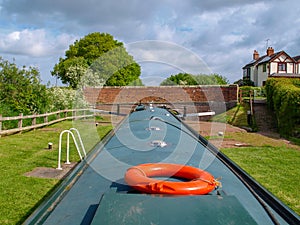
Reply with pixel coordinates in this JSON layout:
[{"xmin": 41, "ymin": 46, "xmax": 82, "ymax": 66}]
[{"xmin": 242, "ymin": 47, "xmax": 300, "ymax": 86}]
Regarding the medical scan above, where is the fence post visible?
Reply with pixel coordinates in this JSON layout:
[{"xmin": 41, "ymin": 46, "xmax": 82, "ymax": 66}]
[
  {"xmin": 239, "ymin": 89, "xmax": 243, "ymax": 103},
  {"xmin": 32, "ymin": 113, "xmax": 36, "ymax": 127},
  {"xmin": 117, "ymin": 104, "xmax": 120, "ymax": 115},
  {"xmin": 18, "ymin": 113, "xmax": 23, "ymax": 133},
  {"xmin": 73, "ymin": 110, "xmax": 77, "ymax": 120},
  {"xmin": 56, "ymin": 111, "xmax": 60, "ymax": 120},
  {"xmin": 249, "ymin": 90, "xmax": 254, "ymax": 115},
  {"xmin": 0, "ymin": 114, "xmax": 2, "ymax": 137},
  {"xmin": 183, "ymin": 106, "xmax": 187, "ymax": 120},
  {"xmin": 82, "ymin": 109, "xmax": 86, "ymax": 120},
  {"xmin": 44, "ymin": 113, "xmax": 48, "ymax": 124}
]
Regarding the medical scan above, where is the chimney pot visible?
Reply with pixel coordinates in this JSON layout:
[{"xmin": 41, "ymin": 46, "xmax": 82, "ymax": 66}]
[
  {"xmin": 267, "ymin": 47, "xmax": 274, "ymax": 56},
  {"xmin": 253, "ymin": 50, "xmax": 259, "ymax": 60}
]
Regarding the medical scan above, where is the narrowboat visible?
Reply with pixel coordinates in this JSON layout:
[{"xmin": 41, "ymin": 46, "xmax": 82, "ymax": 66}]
[{"xmin": 24, "ymin": 105, "xmax": 300, "ymax": 225}]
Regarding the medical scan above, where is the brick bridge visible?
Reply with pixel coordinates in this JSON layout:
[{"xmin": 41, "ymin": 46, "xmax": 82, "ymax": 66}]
[{"xmin": 84, "ymin": 85, "xmax": 238, "ymax": 118}]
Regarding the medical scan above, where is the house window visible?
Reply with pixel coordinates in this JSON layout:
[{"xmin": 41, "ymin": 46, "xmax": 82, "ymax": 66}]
[
  {"xmin": 246, "ymin": 68, "xmax": 251, "ymax": 78},
  {"xmin": 263, "ymin": 64, "xmax": 267, "ymax": 72},
  {"xmin": 278, "ymin": 63, "xmax": 286, "ymax": 72},
  {"xmin": 244, "ymin": 68, "xmax": 251, "ymax": 79}
]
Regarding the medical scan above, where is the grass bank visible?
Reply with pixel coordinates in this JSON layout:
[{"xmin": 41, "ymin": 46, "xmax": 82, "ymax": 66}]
[
  {"xmin": 222, "ymin": 144, "xmax": 300, "ymax": 214},
  {"xmin": 0, "ymin": 117, "xmax": 113, "ymax": 225},
  {"xmin": 212, "ymin": 104, "xmax": 300, "ymax": 215},
  {"xmin": 212, "ymin": 102, "xmax": 256, "ymax": 131}
]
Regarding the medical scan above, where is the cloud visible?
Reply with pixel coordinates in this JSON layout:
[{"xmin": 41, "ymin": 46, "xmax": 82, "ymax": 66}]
[
  {"xmin": 0, "ymin": 0, "xmax": 299, "ymax": 85},
  {"xmin": 127, "ymin": 41, "xmax": 211, "ymax": 75},
  {"xmin": 0, "ymin": 29, "xmax": 77, "ymax": 57}
]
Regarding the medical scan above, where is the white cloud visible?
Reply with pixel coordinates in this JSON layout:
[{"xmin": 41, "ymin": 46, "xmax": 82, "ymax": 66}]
[
  {"xmin": 0, "ymin": 0, "xmax": 299, "ymax": 85},
  {"xmin": 127, "ymin": 41, "xmax": 212, "ymax": 76},
  {"xmin": 0, "ymin": 29, "xmax": 77, "ymax": 57}
]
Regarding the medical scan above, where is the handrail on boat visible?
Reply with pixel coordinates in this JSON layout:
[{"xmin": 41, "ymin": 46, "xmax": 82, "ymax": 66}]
[{"xmin": 56, "ymin": 128, "xmax": 86, "ymax": 170}]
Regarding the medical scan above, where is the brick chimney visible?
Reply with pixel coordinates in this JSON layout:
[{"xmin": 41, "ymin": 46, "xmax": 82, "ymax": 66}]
[
  {"xmin": 253, "ymin": 50, "xmax": 259, "ymax": 60},
  {"xmin": 266, "ymin": 47, "xmax": 274, "ymax": 56}
]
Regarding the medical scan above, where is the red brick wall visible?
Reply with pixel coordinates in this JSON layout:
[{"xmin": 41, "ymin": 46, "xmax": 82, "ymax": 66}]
[{"xmin": 84, "ymin": 85, "xmax": 238, "ymax": 116}]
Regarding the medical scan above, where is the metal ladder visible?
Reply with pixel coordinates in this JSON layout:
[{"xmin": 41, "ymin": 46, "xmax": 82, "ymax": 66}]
[{"xmin": 56, "ymin": 128, "xmax": 86, "ymax": 170}]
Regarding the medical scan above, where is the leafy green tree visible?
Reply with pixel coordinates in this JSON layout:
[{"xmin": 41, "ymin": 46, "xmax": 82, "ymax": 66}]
[
  {"xmin": 160, "ymin": 73, "xmax": 198, "ymax": 86},
  {"xmin": 160, "ymin": 73, "xmax": 229, "ymax": 86},
  {"xmin": 0, "ymin": 57, "xmax": 49, "ymax": 116},
  {"xmin": 52, "ymin": 57, "xmax": 88, "ymax": 88},
  {"xmin": 88, "ymin": 46, "xmax": 141, "ymax": 87},
  {"xmin": 52, "ymin": 32, "xmax": 141, "ymax": 88},
  {"xmin": 193, "ymin": 74, "xmax": 229, "ymax": 85},
  {"xmin": 210, "ymin": 74, "xmax": 229, "ymax": 85}
]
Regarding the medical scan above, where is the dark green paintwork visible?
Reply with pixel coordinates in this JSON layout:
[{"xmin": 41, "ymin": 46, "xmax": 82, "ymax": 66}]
[
  {"xmin": 24, "ymin": 107, "xmax": 300, "ymax": 225},
  {"xmin": 92, "ymin": 191, "xmax": 257, "ymax": 225}
]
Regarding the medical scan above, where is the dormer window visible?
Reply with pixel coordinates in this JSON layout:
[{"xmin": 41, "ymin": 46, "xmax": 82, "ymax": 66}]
[{"xmin": 278, "ymin": 62, "xmax": 286, "ymax": 72}]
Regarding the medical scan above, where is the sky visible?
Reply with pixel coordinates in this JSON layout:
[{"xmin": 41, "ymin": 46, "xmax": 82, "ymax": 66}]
[{"xmin": 0, "ymin": 0, "xmax": 299, "ymax": 86}]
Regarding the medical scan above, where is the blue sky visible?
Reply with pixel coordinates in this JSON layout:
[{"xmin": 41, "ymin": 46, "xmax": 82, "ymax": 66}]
[{"xmin": 0, "ymin": 0, "xmax": 299, "ymax": 85}]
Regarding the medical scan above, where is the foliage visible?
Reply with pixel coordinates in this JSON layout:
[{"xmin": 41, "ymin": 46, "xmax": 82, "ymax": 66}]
[
  {"xmin": 160, "ymin": 73, "xmax": 197, "ymax": 85},
  {"xmin": 0, "ymin": 57, "xmax": 50, "ymax": 116},
  {"xmin": 234, "ymin": 78, "xmax": 254, "ymax": 86},
  {"xmin": 52, "ymin": 57, "xmax": 89, "ymax": 88},
  {"xmin": 0, "ymin": 56, "xmax": 91, "ymax": 119},
  {"xmin": 87, "ymin": 45, "xmax": 141, "ymax": 87},
  {"xmin": 52, "ymin": 32, "xmax": 141, "ymax": 88},
  {"xmin": 239, "ymin": 86, "xmax": 266, "ymax": 98},
  {"xmin": 265, "ymin": 78, "xmax": 300, "ymax": 137},
  {"xmin": 194, "ymin": 73, "xmax": 229, "ymax": 85},
  {"xmin": 46, "ymin": 87, "xmax": 89, "ymax": 111},
  {"xmin": 160, "ymin": 73, "xmax": 229, "ymax": 86}
]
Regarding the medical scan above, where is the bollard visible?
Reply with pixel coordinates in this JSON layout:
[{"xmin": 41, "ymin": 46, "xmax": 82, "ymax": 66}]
[
  {"xmin": 48, "ymin": 142, "xmax": 53, "ymax": 150},
  {"xmin": 247, "ymin": 110, "xmax": 252, "ymax": 126}
]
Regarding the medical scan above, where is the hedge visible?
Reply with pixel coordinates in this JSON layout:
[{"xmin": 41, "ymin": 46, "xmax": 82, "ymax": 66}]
[{"xmin": 265, "ymin": 78, "xmax": 300, "ymax": 137}]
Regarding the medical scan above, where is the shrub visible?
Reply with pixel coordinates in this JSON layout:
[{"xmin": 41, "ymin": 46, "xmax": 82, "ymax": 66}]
[
  {"xmin": 265, "ymin": 78, "xmax": 300, "ymax": 137},
  {"xmin": 0, "ymin": 57, "xmax": 50, "ymax": 116},
  {"xmin": 47, "ymin": 87, "xmax": 89, "ymax": 111}
]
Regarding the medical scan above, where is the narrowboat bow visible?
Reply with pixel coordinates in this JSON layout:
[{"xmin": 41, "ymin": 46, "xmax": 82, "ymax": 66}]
[{"xmin": 25, "ymin": 106, "xmax": 300, "ymax": 225}]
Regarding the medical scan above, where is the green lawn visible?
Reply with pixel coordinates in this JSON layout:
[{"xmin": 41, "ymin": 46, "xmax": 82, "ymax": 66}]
[
  {"xmin": 213, "ymin": 104, "xmax": 300, "ymax": 215},
  {"xmin": 222, "ymin": 145, "xmax": 300, "ymax": 215},
  {"xmin": 0, "ymin": 118, "xmax": 112, "ymax": 225}
]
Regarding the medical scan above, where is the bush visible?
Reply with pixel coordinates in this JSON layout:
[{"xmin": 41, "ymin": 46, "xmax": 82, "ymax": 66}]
[
  {"xmin": 47, "ymin": 87, "xmax": 89, "ymax": 111},
  {"xmin": 265, "ymin": 78, "xmax": 300, "ymax": 137},
  {"xmin": 0, "ymin": 57, "xmax": 50, "ymax": 116},
  {"xmin": 239, "ymin": 86, "xmax": 266, "ymax": 99}
]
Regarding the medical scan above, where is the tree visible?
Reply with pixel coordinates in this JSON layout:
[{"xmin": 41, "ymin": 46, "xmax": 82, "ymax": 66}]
[
  {"xmin": 210, "ymin": 74, "xmax": 229, "ymax": 85},
  {"xmin": 234, "ymin": 78, "xmax": 254, "ymax": 86},
  {"xmin": 0, "ymin": 57, "xmax": 49, "ymax": 115},
  {"xmin": 193, "ymin": 74, "xmax": 229, "ymax": 85},
  {"xmin": 160, "ymin": 73, "xmax": 198, "ymax": 86},
  {"xmin": 52, "ymin": 57, "xmax": 88, "ymax": 88},
  {"xmin": 160, "ymin": 73, "xmax": 229, "ymax": 86},
  {"xmin": 88, "ymin": 45, "xmax": 141, "ymax": 87},
  {"xmin": 52, "ymin": 32, "xmax": 141, "ymax": 88}
]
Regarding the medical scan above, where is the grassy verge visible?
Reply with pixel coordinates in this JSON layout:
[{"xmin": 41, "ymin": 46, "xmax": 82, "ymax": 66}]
[
  {"xmin": 0, "ymin": 118, "xmax": 113, "ymax": 225},
  {"xmin": 212, "ymin": 102, "xmax": 256, "ymax": 130},
  {"xmin": 222, "ymin": 146, "xmax": 300, "ymax": 215},
  {"xmin": 213, "ymin": 104, "xmax": 300, "ymax": 215}
]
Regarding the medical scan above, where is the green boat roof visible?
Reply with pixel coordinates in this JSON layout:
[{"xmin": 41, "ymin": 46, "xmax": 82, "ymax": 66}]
[{"xmin": 24, "ymin": 106, "xmax": 300, "ymax": 225}]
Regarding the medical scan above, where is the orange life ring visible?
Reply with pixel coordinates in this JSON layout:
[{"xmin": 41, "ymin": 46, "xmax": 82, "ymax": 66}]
[{"xmin": 124, "ymin": 163, "xmax": 219, "ymax": 195}]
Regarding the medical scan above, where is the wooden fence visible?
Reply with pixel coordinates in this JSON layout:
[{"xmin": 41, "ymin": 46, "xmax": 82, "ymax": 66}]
[{"xmin": 0, "ymin": 109, "xmax": 94, "ymax": 136}]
